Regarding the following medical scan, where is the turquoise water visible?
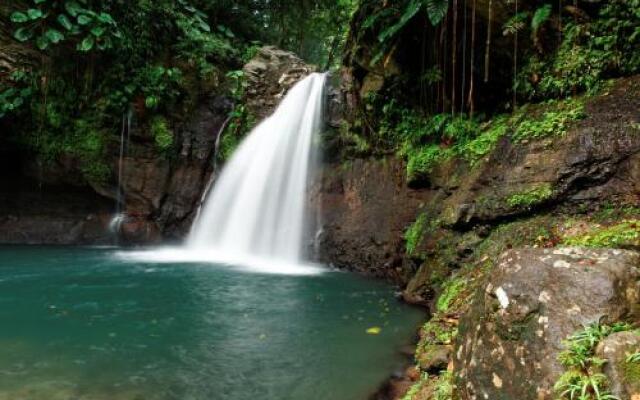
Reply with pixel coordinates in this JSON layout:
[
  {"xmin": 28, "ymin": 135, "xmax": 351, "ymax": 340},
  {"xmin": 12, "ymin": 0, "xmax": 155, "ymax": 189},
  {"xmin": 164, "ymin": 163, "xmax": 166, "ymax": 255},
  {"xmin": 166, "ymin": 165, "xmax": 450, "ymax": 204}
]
[{"xmin": 0, "ymin": 247, "xmax": 424, "ymax": 400}]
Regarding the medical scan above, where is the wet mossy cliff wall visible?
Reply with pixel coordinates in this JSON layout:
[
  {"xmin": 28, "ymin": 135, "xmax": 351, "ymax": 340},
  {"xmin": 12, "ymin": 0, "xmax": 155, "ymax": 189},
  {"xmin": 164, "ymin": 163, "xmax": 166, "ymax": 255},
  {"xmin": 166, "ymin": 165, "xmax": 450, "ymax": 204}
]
[
  {"xmin": 0, "ymin": 42, "xmax": 309, "ymax": 244},
  {"xmin": 311, "ymin": 1, "xmax": 640, "ymax": 398}
]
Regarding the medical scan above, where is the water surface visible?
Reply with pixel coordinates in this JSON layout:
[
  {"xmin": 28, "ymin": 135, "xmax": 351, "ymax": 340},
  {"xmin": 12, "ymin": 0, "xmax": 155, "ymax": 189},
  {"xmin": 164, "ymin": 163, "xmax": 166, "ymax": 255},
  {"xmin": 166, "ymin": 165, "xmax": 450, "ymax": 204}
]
[{"xmin": 0, "ymin": 246, "xmax": 424, "ymax": 400}]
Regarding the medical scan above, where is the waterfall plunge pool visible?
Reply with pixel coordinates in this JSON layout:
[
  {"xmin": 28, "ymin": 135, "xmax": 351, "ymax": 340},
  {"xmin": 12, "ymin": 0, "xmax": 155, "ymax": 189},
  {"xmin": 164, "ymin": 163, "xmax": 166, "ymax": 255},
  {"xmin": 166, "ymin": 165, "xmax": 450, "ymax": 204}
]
[{"xmin": 0, "ymin": 246, "xmax": 424, "ymax": 400}]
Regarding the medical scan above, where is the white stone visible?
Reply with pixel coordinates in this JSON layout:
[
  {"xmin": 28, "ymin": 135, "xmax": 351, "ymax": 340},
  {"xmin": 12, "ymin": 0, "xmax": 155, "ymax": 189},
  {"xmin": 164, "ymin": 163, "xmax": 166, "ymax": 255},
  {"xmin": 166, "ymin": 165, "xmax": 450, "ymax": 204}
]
[
  {"xmin": 553, "ymin": 260, "xmax": 572, "ymax": 268},
  {"xmin": 495, "ymin": 287, "xmax": 510, "ymax": 309}
]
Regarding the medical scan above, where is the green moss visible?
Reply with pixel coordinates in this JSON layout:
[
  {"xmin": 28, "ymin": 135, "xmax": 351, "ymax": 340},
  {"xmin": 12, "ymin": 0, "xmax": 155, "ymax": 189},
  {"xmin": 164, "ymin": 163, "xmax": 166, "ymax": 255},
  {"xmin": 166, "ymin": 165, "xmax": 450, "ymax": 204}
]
[
  {"xmin": 401, "ymin": 379, "xmax": 423, "ymax": 400},
  {"xmin": 150, "ymin": 116, "xmax": 174, "ymax": 151},
  {"xmin": 562, "ymin": 219, "xmax": 640, "ymax": 248},
  {"xmin": 511, "ymin": 99, "xmax": 585, "ymax": 142},
  {"xmin": 432, "ymin": 371, "xmax": 454, "ymax": 400},
  {"xmin": 405, "ymin": 145, "xmax": 452, "ymax": 182},
  {"xmin": 401, "ymin": 370, "xmax": 453, "ymax": 400},
  {"xmin": 405, "ymin": 213, "xmax": 428, "ymax": 257},
  {"xmin": 422, "ymin": 318, "xmax": 458, "ymax": 346},
  {"xmin": 506, "ymin": 184, "xmax": 553, "ymax": 209},
  {"xmin": 436, "ymin": 276, "xmax": 467, "ymax": 313},
  {"xmin": 459, "ymin": 116, "xmax": 509, "ymax": 164},
  {"xmin": 220, "ymin": 104, "xmax": 255, "ymax": 161},
  {"xmin": 593, "ymin": 204, "xmax": 640, "ymax": 222},
  {"xmin": 219, "ymin": 132, "xmax": 241, "ymax": 161}
]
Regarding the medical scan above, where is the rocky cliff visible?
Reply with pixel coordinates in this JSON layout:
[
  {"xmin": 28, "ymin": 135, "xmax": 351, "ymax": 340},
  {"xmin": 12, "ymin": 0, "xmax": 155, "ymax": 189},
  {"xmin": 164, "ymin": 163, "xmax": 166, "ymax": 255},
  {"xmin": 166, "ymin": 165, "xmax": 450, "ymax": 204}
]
[
  {"xmin": 311, "ymin": 75, "xmax": 640, "ymax": 399},
  {"xmin": 0, "ymin": 46, "xmax": 312, "ymax": 245}
]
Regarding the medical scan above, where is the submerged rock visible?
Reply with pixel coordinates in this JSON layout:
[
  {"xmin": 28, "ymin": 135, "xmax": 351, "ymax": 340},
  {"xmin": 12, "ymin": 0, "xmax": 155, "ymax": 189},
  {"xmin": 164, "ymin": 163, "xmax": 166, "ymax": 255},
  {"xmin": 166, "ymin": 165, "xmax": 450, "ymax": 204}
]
[{"xmin": 454, "ymin": 247, "xmax": 640, "ymax": 400}]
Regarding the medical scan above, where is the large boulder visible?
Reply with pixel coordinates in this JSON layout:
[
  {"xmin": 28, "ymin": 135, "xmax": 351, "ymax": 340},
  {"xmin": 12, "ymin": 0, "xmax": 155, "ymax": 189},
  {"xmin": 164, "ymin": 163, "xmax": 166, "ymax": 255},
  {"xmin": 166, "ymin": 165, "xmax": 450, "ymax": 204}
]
[
  {"xmin": 243, "ymin": 46, "xmax": 315, "ymax": 119},
  {"xmin": 454, "ymin": 247, "xmax": 640, "ymax": 400}
]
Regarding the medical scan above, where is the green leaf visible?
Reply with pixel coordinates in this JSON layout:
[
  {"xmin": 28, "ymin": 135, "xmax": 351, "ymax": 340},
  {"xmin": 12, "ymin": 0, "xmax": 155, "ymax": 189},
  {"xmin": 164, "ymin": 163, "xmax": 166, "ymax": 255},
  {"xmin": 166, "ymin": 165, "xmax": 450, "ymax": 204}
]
[
  {"xmin": 10, "ymin": 12, "xmax": 29, "ymax": 23},
  {"xmin": 425, "ymin": 0, "xmax": 449, "ymax": 26},
  {"xmin": 36, "ymin": 35, "xmax": 49, "ymax": 50},
  {"xmin": 45, "ymin": 28, "xmax": 64, "ymax": 43},
  {"xmin": 145, "ymin": 95, "xmax": 158, "ymax": 109},
  {"xmin": 97, "ymin": 12, "xmax": 115, "ymax": 25},
  {"xmin": 27, "ymin": 8, "xmax": 43, "ymax": 20},
  {"xmin": 57, "ymin": 14, "xmax": 73, "ymax": 30},
  {"xmin": 13, "ymin": 27, "xmax": 33, "ymax": 42},
  {"xmin": 77, "ymin": 14, "xmax": 92, "ymax": 25},
  {"xmin": 65, "ymin": 1, "xmax": 82, "ymax": 17},
  {"xmin": 90, "ymin": 26, "xmax": 105, "ymax": 37},
  {"xmin": 378, "ymin": 0, "xmax": 422, "ymax": 43},
  {"xmin": 197, "ymin": 19, "xmax": 211, "ymax": 32},
  {"xmin": 77, "ymin": 35, "xmax": 94, "ymax": 51},
  {"xmin": 34, "ymin": 0, "xmax": 47, "ymax": 4}
]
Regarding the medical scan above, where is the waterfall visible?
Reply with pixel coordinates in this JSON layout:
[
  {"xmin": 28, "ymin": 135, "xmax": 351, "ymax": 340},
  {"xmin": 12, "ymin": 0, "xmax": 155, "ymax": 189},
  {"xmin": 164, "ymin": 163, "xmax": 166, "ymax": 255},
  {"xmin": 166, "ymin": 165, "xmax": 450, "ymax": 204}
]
[
  {"xmin": 110, "ymin": 109, "xmax": 132, "ymax": 236},
  {"xmin": 192, "ymin": 114, "xmax": 233, "ymax": 222},
  {"xmin": 118, "ymin": 73, "xmax": 326, "ymax": 275},
  {"xmin": 187, "ymin": 72, "xmax": 326, "ymax": 265}
]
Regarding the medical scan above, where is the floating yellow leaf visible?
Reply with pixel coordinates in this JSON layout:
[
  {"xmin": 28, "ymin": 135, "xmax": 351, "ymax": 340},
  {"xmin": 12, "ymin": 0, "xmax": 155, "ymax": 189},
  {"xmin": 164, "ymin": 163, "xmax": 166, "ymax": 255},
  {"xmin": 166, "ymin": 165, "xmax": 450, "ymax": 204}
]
[{"xmin": 366, "ymin": 327, "xmax": 381, "ymax": 335}]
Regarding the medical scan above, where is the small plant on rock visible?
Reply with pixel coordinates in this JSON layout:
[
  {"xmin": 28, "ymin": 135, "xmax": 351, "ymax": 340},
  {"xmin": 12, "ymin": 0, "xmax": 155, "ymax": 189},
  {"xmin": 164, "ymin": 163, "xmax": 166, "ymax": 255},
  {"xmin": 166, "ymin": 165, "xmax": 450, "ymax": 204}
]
[
  {"xmin": 506, "ymin": 184, "xmax": 553, "ymax": 209},
  {"xmin": 555, "ymin": 322, "xmax": 632, "ymax": 400},
  {"xmin": 405, "ymin": 213, "xmax": 428, "ymax": 257}
]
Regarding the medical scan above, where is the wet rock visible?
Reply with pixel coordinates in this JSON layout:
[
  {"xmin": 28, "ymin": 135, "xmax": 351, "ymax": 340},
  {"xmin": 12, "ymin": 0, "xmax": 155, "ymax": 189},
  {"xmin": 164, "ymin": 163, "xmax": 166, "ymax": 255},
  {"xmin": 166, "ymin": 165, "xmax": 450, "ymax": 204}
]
[
  {"xmin": 454, "ymin": 247, "xmax": 640, "ymax": 400},
  {"xmin": 243, "ymin": 46, "xmax": 316, "ymax": 119},
  {"xmin": 156, "ymin": 95, "xmax": 232, "ymax": 238},
  {"xmin": 437, "ymin": 77, "xmax": 640, "ymax": 227},
  {"xmin": 417, "ymin": 344, "xmax": 451, "ymax": 373},
  {"xmin": 596, "ymin": 331, "xmax": 640, "ymax": 399},
  {"xmin": 120, "ymin": 216, "xmax": 162, "ymax": 244},
  {"xmin": 310, "ymin": 158, "xmax": 431, "ymax": 282}
]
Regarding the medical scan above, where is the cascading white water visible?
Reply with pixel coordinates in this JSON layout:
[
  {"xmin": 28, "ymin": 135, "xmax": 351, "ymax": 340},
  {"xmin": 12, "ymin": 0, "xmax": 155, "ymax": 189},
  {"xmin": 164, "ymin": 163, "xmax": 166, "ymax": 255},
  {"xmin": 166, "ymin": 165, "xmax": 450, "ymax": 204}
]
[
  {"xmin": 118, "ymin": 73, "xmax": 326, "ymax": 275},
  {"xmin": 187, "ymin": 73, "xmax": 326, "ymax": 264}
]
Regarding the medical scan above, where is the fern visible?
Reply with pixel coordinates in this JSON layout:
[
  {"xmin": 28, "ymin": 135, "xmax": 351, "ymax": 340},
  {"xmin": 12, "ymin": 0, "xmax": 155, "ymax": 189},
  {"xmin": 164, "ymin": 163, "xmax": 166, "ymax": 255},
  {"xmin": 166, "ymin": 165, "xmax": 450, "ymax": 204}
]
[{"xmin": 503, "ymin": 12, "xmax": 528, "ymax": 36}]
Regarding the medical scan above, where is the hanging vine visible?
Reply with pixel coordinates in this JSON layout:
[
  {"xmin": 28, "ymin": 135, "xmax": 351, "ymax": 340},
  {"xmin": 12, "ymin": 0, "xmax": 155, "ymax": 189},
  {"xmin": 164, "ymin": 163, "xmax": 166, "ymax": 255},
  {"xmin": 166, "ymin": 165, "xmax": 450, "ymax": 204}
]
[
  {"xmin": 451, "ymin": 0, "xmax": 458, "ymax": 115},
  {"xmin": 468, "ymin": 0, "xmax": 476, "ymax": 116},
  {"xmin": 460, "ymin": 0, "xmax": 468, "ymax": 113},
  {"xmin": 484, "ymin": 0, "xmax": 492, "ymax": 83}
]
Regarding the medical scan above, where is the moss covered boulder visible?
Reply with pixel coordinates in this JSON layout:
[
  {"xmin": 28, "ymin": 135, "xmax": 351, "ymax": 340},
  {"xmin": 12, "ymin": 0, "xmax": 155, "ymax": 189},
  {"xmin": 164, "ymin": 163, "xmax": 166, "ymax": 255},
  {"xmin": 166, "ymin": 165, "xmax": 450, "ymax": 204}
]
[{"xmin": 454, "ymin": 247, "xmax": 640, "ymax": 400}]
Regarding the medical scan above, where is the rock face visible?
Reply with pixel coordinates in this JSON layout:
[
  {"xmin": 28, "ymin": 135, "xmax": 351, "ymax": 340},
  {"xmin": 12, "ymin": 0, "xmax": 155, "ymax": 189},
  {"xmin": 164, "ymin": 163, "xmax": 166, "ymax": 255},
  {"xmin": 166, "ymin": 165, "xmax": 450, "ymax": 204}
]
[
  {"xmin": 311, "ymin": 158, "xmax": 431, "ymax": 281},
  {"xmin": 313, "ymin": 76, "xmax": 640, "ymax": 285},
  {"xmin": 0, "ymin": 46, "xmax": 315, "ymax": 245},
  {"xmin": 243, "ymin": 46, "xmax": 316, "ymax": 119},
  {"xmin": 454, "ymin": 247, "xmax": 640, "ymax": 400},
  {"xmin": 434, "ymin": 78, "xmax": 640, "ymax": 228},
  {"xmin": 597, "ymin": 331, "xmax": 640, "ymax": 400},
  {"xmin": 116, "ymin": 94, "xmax": 234, "ymax": 242}
]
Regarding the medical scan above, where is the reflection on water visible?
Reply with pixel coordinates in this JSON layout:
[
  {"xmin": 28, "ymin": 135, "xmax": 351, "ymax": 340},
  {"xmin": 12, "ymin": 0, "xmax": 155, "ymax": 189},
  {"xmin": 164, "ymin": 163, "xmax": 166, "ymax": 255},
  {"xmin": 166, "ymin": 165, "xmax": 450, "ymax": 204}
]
[{"xmin": 0, "ymin": 246, "xmax": 424, "ymax": 400}]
